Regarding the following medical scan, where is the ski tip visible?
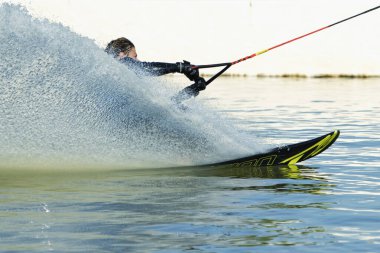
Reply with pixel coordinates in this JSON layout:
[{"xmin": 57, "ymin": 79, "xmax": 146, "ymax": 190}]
[
  {"xmin": 312, "ymin": 129, "xmax": 340, "ymax": 157},
  {"xmin": 330, "ymin": 130, "xmax": 340, "ymax": 142},
  {"xmin": 280, "ymin": 130, "xmax": 340, "ymax": 165}
]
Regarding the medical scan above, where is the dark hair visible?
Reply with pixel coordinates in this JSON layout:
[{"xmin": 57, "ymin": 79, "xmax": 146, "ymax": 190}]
[{"xmin": 105, "ymin": 37, "xmax": 135, "ymax": 58}]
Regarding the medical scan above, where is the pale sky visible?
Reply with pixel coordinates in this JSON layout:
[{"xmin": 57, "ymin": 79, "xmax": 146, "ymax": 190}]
[{"xmin": 2, "ymin": 0, "xmax": 380, "ymax": 75}]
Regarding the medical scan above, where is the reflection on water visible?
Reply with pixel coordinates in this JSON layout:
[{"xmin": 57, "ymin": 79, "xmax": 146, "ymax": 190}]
[
  {"xmin": 230, "ymin": 182, "xmax": 334, "ymax": 195},
  {"xmin": 0, "ymin": 164, "xmax": 328, "ymax": 192},
  {"xmin": 189, "ymin": 164, "xmax": 327, "ymax": 180},
  {"xmin": 0, "ymin": 165, "xmax": 337, "ymax": 251}
]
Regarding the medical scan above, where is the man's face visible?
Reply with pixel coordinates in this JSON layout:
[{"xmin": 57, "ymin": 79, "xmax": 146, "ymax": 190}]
[{"xmin": 118, "ymin": 47, "xmax": 138, "ymax": 61}]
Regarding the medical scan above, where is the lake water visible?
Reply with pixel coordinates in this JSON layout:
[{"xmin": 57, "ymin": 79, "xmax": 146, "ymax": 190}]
[{"xmin": 1, "ymin": 77, "xmax": 379, "ymax": 252}]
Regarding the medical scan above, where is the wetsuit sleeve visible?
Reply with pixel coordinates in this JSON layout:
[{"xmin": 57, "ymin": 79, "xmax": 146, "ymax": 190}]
[{"xmin": 119, "ymin": 57, "xmax": 178, "ymax": 76}]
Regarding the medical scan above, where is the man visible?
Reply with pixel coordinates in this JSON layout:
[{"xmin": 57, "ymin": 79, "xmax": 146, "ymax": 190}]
[{"xmin": 105, "ymin": 37, "xmax": 206, "ymax": 100}]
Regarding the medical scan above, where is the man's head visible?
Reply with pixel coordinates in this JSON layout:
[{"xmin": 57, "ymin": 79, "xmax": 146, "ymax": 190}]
[{"xmin": 105, "ymin": 37, "xmax": 138, "ymax": 60}]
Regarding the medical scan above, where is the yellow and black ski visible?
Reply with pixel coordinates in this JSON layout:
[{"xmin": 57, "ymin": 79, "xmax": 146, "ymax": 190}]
[{"xmin": 203, "ymin": 130, "xmax": 340, "ymax": 168}]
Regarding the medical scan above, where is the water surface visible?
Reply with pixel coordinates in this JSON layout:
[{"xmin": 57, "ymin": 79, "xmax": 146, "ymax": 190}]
[{"xmin": 1, "ymin": 77, "xmax": 380, "ymax": 252}]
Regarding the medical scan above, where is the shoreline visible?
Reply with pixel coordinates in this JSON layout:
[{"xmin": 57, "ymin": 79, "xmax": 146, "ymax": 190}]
[{"xmin": 200, "ymin": 73, "xmax": 380, "ymax": 79}]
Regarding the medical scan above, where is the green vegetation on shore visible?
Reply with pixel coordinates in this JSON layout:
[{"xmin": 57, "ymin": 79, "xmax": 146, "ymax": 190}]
[{"xmin": 200, "ymin": 73, "xmax": 380, "ymax": 79}]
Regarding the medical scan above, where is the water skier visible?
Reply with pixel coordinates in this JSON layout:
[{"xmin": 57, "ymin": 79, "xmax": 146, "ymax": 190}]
[{"xmin": 105, "ymin": 37, "xmax": 206, "ymax": 99}]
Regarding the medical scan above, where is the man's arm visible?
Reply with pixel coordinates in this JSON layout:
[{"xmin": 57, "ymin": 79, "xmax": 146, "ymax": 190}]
[{"xmin": 119, "ymin": 57, "xmax": 199, "ymax": 79}]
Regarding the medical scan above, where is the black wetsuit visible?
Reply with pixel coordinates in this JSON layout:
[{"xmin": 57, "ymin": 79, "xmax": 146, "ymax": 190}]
[
  {"xmin": 119, "ymin": 57, "xmax": 179, "ymax": 76},
  {"xmin": 119, "ymin": 57, "xmax": 206, "ymax": 102}
]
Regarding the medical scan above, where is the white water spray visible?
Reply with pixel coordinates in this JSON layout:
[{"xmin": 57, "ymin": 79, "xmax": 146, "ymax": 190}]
[{"xmin": 0, "ymin": 4, "xmax": 265, "ymax": 169}]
